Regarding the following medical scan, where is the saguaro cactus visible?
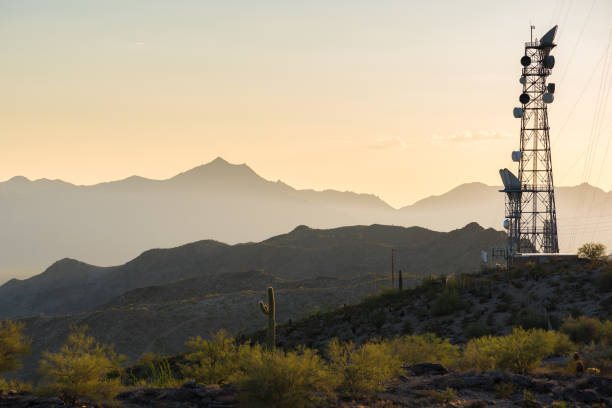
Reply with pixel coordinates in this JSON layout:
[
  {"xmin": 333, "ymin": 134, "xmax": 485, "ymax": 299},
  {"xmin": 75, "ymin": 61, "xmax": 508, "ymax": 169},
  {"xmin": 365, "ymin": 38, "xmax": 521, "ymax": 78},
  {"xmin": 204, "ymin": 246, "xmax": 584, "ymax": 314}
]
[
  {"xmin": 259, "ymin": 286, "xmax": 276, "ymax": 349},
  {"xmin": 398, "ymin": 269, "xmax": 403, "ymax": 291}
]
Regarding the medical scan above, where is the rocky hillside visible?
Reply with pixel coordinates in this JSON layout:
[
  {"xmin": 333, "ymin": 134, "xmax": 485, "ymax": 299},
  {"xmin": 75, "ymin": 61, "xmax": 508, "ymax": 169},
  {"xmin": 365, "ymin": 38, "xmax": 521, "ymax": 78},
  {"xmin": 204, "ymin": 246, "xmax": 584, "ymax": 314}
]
[
  {"xmin": 4, "ymin": 222, "xmax": 508, "ymax": 382},
  {"xmin": 0, "ymin": 222, "xmax": 506, "ymax": 319},
  {"xmin": 4, "ymin": 259, "xmax": 612, "ymax": 407},
  {"xmin": 250, "ymin": 258, "xmax": 611, "ymax": 350}
]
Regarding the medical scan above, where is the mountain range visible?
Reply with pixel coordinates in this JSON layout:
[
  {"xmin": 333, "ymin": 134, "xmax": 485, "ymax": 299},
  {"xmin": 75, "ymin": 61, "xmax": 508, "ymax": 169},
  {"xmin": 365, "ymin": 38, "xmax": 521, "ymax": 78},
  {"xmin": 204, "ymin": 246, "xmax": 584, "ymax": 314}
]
[
  {"xmin": 2, "ymin": 157, "xmax": 611, "ymax": 282},
  {"xmin": 0, "ymin": 222, "xmax": 507, "ymax": 380}
]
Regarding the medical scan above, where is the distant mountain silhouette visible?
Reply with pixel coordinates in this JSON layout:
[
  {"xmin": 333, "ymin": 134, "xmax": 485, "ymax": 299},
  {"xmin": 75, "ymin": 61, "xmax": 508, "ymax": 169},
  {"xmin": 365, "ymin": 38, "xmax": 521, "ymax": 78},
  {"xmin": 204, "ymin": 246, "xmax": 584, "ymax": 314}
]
[
  {"xmin": 0, "ymin": 223, "xmax": 506, "ymax": 319},
  {"xmin": 1, "ymin": 157, "xmax": 611, "ymax": 281}
]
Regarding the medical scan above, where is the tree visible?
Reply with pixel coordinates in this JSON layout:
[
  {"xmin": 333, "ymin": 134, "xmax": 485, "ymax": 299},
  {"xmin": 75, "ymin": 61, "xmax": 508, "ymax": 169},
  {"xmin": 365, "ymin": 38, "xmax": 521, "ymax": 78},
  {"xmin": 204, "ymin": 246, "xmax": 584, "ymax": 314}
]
[
  {"xmin": 181, "ymin": 330, "xmax": 243, "ymax": 384},
  {"xmin": 0, "ymin": 319, "xmax": 31, "ymax": 374},
  {"xmin": 39, "ymin": 326, "xmax": 122, "ymax": 404},
  {"xmin": 578, "ymin": 242, "xmax": 607, "ymax": 260}
]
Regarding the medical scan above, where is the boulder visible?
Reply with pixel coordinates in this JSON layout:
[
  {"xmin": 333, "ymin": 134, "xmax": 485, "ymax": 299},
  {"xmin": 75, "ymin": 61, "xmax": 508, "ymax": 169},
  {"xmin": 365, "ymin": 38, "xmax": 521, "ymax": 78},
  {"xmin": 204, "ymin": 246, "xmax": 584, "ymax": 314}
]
[{"xmin": 405, "ymin": 362, "xmax": 449, "ymax": 376}]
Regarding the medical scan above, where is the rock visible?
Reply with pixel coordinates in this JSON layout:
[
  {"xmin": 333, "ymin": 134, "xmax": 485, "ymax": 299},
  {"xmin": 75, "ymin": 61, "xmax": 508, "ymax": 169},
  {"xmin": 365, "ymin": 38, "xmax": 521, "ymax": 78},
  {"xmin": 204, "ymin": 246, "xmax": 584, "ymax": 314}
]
[
  {"xmin": 574, "ymin": 390, "xmax": 601, "ymax": 404},
  {"xmin": 563, "ymin": 388, "xmax": 602, "ymax": 404},
  {"xmin": 514, "ymin": 400, "xmax": 542, "ymax": 408},
  {"xmin": 577, "ymin": 376, "xmax": 612, "ymax": 396},
  {"xmin": 466, "ymin": 400, "xmax": 488, "ymax": 408},
  {"xmin": 509, "ymin": 375, "xmax": 534, "ymax": 389},
  {"xmin": 462, "ymin": 375, "xmax": 495, "ymax": 389},
  {"xmin": 530, "ymin": 380, "xmax": 554, "ymax": 394},
  {"xmin": 0, "ymin": 395, "xmax": 66, "ymax": 408},
  {"xmin": 405, "ymin": 362, "xmax": 449, "ymax": 376}
]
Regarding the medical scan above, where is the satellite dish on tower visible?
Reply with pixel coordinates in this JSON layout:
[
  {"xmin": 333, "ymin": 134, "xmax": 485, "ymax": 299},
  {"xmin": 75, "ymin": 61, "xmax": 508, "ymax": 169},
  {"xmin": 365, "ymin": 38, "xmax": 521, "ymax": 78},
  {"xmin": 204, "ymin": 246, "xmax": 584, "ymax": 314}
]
[
  {"xmin": 521, "ymin": 56, "xmax": 531, "ymax": 66},
  {"xmin": 520, "ymin": 93, "xmax": 530, "ymax": 104},
  {"xmin": 540, "ymin": 25, "xmax": 558, "ymax": 48},
  {"xmin": 543, "ymin": 55, "xmax": 555, "ymax": 69},
  {"xmin": 513, "ymin": 107, "xmax": 524, "ymax": 118},
  {"xmin": 520, "ymin": 77, "xmax": 526, "ymax": 85},
  {"xmin": 543, "ymin": 93, "xmax": 554, "ymax": 103}
]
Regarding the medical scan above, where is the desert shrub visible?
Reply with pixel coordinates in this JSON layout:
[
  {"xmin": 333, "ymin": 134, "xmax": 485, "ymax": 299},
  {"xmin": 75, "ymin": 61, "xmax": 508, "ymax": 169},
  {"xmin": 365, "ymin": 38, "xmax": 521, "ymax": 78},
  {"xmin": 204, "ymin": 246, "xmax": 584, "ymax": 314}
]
[
  {"xmin": 237, "ymin": 346, "xmax": 333, "ymax": 408},
  {"xmin": 145, "ymin": 358, "xmax": 180, "ymax": 387},
  {"xmin": 523, "ymin": 389, "xmax": 536, "ymax": 402},
  {"xmin": 327, "ymin": 338, "xmax": 397, "ymax": 398},
  {"xmin": 578, "ymin": 242, "xmax": 607, "ymax": 260},
  {"xmin": 597, "ymin": 265, "xmax": 612, "ymax": 292},
  {"xmin": 0, "ymin": 378, "xmax": 33, "ymax": 393},
  {"xmin": 181, "ymin": 330, "xmax": 244, "ymax": 385},
  {"xmin": 427, "ymin": 387, "xmax": 457, "ymax": 403},
  {"xmin": 122, "ymin": 352, "xmax": 181, "ymax": 387},
  {"xmin": 462, "ymin": 328, "xmax": 573, "ymax": 373},
  {"xmin": 430, "ymin": 289, "xmax": 467, "ymax": 316},
  {"xmin": 463, "ymin": 321, "xmax": 492, "ymax": 339},
  {"xmin": 560, "ymin": 316, "xmax": 612, "ymax": 344},
  {"xmin": 0, "ymin": 319, "xmax": 31, "ymax": 374},
  {"xmin": 494, "ymin": 382, "xmax": 515, "ymax": 399},
  {"xmin": 580, "ymin": 343, "xmax": 612, "ymax": 374},
  {"xmin": 511, "ymin": 309, "xmax": 549, "ymax": 330},
  {"xmin": 387, "ymin": 333, "xmax": 460, "ymax": 369},
  {"xmin": 38, "ymin": 326, "xmax": 122, "ymax": 404}
]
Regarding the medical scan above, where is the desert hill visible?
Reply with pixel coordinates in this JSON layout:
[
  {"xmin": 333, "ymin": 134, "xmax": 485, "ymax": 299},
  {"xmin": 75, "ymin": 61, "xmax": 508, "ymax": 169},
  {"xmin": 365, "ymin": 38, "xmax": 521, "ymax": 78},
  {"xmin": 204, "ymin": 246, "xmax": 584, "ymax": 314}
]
[
  {"xmin": 0, "ymin": 222, "xmax": 505, "ymax": 319},
  {"xmin": 4, "ymin": 222, "xmax": 506, "ymax": 381},
  {"xmin": 251, "ymin": 258, "xmax": 611, "ymax": 351},
  {"xmin": 2, "ymin": 157, "xmax": 612, "ymax": 282}
]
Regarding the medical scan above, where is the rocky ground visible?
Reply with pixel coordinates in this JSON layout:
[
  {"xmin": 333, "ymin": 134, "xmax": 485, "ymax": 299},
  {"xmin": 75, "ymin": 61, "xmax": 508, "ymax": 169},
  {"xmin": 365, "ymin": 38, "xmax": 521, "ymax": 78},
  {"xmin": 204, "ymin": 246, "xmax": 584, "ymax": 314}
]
[
  {"xmin": 2, "ymin": 364, "xmax": 611, "ymax": 407},
  {"xmin": 249, "ymin": 260, "xmax": 612, "ymax": 351}
]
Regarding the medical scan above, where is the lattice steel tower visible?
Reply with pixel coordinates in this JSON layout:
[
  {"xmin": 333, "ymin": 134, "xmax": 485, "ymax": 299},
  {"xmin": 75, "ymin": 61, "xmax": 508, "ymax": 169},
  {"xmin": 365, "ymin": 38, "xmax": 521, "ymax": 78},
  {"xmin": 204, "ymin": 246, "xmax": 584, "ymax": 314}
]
[{"xmin": 500, "ymin": 25, "xmax": 559, "ymax": 254}]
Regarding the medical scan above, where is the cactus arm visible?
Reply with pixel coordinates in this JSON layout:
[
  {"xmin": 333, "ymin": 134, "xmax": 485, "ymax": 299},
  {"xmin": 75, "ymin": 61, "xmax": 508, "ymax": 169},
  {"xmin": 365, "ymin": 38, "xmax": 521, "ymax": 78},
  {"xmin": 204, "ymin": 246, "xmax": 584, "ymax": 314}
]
[
  {"xmin": 259, "ymin": 301, "xmax": 270, "ymax": 314},
  {"xmin": 259, "ymin": 287, "xmax": 276, "ymax": 350}
]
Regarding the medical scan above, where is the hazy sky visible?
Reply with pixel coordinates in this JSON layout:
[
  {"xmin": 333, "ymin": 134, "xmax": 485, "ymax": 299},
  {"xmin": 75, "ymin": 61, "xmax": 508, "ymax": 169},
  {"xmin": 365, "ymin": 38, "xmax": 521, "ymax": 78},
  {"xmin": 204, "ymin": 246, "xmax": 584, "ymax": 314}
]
[{"xmin": 2, "ymin": 0, "xmax": 611, "ymax": 207}]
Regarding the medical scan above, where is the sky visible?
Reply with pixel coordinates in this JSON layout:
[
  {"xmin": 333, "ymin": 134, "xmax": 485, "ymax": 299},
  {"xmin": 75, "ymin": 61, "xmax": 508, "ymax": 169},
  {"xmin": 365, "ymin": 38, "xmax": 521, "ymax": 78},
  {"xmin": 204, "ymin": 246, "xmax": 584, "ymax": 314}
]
[{"xmin": 1, "ymin": 0, "xmax": 612, "ymax": 208}]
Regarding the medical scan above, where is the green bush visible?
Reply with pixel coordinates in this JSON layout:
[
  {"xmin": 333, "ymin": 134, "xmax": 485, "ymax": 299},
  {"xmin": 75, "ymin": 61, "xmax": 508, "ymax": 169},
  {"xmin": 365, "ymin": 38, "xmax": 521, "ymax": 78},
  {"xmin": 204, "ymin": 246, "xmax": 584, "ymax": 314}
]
[
  {"xmin": 237, "ymin": 346, "xmax": 333, "ymax": 408},
  {"xmin": 387, "ymin": 333, "xmax": 460, "ymax": 369},
  {"xmin": 463, "ymin": 321, "xmax": 492, "ymax": 339},
  {"xmin": 181, "ymin": 330, "xmax": 244, "ymax": 385},
  {"xmin": 430, "ymin": 289, "xmax": 467, "ymax": 316},
  {"xmin": 0, "ymin": 378, "xmax": 33, "ymax": 393},
  {"xmin": 560, "ymin": 316, "xmax": 612, "ymax": 344},
  {"xmin": 462, "ymin": 328, "xmax": 573, "ymax": 373},
  {"xmin": 580, "ymin": 343, "xmax": 612, "ymax": 374},
  {"xmin": 145, "ymin": 358, "xmax": 180, "ymax": 387},
  {"xmin": 0, "ymin": 319, "xmax": 31, "ymax": 374},
  {"xmin": 38, "ymin": 326, "xmax": 123, "ymax": 404},
  {"xmin": 578, "ymin": 242, "xmax": 607, "ymax": 260},
  {"xmin": 327, "ymin": 338, "xmax": 397, "ymax": 398}
]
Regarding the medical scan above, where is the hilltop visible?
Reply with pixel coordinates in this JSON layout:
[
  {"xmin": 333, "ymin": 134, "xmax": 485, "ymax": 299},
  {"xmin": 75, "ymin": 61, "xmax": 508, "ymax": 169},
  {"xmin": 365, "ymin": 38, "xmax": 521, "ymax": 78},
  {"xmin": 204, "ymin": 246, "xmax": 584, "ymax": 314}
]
[{"xmin": 250, "ymin": 258, "xmax": 610, "ymax": 350}]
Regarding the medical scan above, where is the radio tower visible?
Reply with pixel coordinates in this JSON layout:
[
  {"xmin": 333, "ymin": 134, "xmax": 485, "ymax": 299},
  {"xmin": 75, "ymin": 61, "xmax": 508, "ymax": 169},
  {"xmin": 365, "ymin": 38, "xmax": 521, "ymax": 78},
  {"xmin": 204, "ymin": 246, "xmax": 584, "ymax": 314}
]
[{"xmin": 500, "ymin": 25, "xmax": 559, "ymax": 254}]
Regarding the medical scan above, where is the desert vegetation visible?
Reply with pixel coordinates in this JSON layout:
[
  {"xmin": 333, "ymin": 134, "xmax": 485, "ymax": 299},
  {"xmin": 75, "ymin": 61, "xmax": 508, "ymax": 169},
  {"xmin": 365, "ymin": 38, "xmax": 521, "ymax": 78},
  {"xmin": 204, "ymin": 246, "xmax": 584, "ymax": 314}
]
[
  {"xmin": 3, "ymin": 258, "xmax": 612, "ymax": 406},
  {"xmin": 2, "ymin": 322, "xmax": 612, "ymax": 406},
  {"xmin": 578, "ymin": 242, "xmax": 607, "ymax": 260}
]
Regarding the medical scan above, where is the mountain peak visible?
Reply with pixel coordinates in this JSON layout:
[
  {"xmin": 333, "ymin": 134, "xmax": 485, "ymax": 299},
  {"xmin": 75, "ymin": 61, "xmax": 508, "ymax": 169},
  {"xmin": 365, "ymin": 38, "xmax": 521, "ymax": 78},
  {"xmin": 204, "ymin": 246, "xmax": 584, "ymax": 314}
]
[
  {"xmin": 6, "ymin": 175, "xmax": 30, "ymax": 183},
  {"xmin": 210, "ymin": 156, "xmax": 230, "ymax": 165},
  {"xmin": 169, "ymin": 158, "xmax": 264, "ymax": 187}
]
